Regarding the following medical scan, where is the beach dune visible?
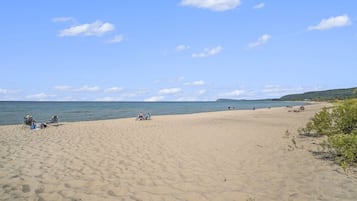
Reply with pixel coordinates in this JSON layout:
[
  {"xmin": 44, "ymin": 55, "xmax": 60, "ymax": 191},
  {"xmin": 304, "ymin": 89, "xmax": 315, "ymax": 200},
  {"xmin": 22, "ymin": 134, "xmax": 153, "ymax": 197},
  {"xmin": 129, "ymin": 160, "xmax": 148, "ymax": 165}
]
[{"xmin": 1, "ymin": 103, "xmax": 356, "ymax": 201}]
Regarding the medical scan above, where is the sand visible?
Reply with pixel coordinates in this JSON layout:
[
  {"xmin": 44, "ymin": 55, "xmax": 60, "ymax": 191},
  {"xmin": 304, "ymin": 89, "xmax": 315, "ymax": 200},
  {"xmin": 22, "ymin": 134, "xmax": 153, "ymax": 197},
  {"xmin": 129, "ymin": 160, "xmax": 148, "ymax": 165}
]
[{"xmin": 0, "ymin": 103, "xmax": 356, "ymax": 201}]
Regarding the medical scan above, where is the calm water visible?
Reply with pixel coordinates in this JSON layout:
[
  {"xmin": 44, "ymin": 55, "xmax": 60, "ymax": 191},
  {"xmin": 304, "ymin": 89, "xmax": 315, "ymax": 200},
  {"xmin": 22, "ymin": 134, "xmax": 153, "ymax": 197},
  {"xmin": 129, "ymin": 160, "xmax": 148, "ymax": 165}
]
[{"xmin": 0, "ymin": 101, "xmax": 305, "ymax": 125}]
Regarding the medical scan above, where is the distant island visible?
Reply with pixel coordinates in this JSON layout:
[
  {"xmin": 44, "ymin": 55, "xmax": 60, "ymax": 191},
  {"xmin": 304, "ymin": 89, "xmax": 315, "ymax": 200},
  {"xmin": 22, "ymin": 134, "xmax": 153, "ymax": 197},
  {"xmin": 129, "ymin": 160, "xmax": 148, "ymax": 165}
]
[{"xmin": 217, "ymin": 87, "xmax": 357, "ymax": 102}]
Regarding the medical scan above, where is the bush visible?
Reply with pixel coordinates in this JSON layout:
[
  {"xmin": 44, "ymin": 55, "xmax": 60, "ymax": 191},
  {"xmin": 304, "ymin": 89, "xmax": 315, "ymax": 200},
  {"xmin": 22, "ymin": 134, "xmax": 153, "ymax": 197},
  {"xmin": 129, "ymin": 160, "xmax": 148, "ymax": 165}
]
[
  {"xmin": 309, "ymin": 107, "xmax": 334, "ymax": 136},
  {"xmin": 329, "ymin": 134, "xmax": 357, "ymax": 165},
  {"xmin": 301, "ymin": 99, "xmax": 357, "ymax": 167},
  {"xmin": 332, "ymin": 99, "xmax": 357, "ymax": 134},
  {"xmin": 305, "ymin": 100, "xmax": 357, "ymax": 136}
]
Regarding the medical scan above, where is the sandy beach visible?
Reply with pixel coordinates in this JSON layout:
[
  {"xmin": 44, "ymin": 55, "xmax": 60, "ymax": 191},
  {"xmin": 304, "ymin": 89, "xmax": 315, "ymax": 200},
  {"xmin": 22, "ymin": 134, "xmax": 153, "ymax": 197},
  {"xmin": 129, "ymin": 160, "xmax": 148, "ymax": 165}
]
[{"xmin": 1, "ymin": 103, "xmax": 356, "ymax": 201}]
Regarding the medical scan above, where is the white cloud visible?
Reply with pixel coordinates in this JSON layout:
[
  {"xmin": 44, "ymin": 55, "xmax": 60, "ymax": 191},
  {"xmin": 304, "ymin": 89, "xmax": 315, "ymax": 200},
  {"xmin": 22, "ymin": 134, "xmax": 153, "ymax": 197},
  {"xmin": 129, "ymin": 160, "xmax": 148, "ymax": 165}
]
[
  {"xmin": 198, "ymin": 89, "xmax": 206, "ymax": 95},
  {"xmin": 170, "ymin": 76, "xmax": 185, "ymax": 83},
  {"xmin": 144, "ymin": 96, "xmax": 165, "ymax": 102},
  {"xmin": 308, "ymin": 15, "xmax": 351, "ymax": 31},
  {"xmin": 59, "ymin": 20, "xmax": 115, "ymax": 37},
  {"xmin": 253, "ymin": 3, "xmax": 265, "ymax": 9},
  {"xmin": 176, "ymin": 44, "xmax": 190, "ymax": 51},
  {"xmin": 176, "ymin": 96, "xmax": 198, "ymax": 101},
  {"xmin": 0, "ymin": 88, "xmax": 20, "ymax": 95},
  {"xmin": 192, "ymin": 46, "xmax": 223, "ymax": 58},
  {"xmin": 262, "ymin": 85, "xmax": 287, "ymax": 94},
  {"xmin": 248, "ymin": 34, "xmax": 271, "ymax": 48},
  {"xmin": 156, "ymin": 76, "xmax": 185, "ymax": 84},
  {"xmin": 95, "ymin": 96, "xmax": 124, "ymax": 101},
  {"xmin": 104, "ymin": 87, "xmax": 123, "ymax": 92},
  {"xmin": 120, "ymin": 93, "xmax": 139, "ymax": 98},
  {"xmin": 53, "ymin": 85, "xmax": 100, "ymax": 92},
  {"xmin": 52, "ymin": 17, "xmax": 75, "ymax": 23},
  {"xmin": 0, "ymin": 89, "xmax": 8, "ymax": 94},
  {"xmin": 192, "ymin": 80, "xmax": 205, "ymax": 86},
  {"xmin": 0, "ymin": 88, "xmax": 17, "ymax": 94},
  {"xmin": 54, "ymin": 85, "xmax": 73, "ymax": 91},
  {"xmin": 77, "ymin": 85, "xmax": 100, "ymax": 92},
  {"xmin": 186, "ymin": 80, "xmax": 205, "ymax": 86},
  {"xmin": 96, "ymin": 97, "xmax": 115, "ymax": 101},
  {"xmin": 120, "ymin": 89, "xmax": 149, "ymax": 99},
  {"xmin": 219, "ymin": 89, "xmax": 256, "ymax": 99},
  {"xmin": 158, "ymin": 88, "xmax": 182, "ymax": 95},
  {"xmin": 177, "ymin": 76, "xmax": 185, "ymax": 82},
  {"xmin": 107, "ymin": 35, "xmax": 124, "ymax": 43},
  {"xmin": 26, "ymin": 93, "xmax": 55, "ymax": 101},
  {"xmin": 180, "ymin": 0, "xmax": 241, "ymax": 11},
  {"xmin": 261, "ymin": 85, "xmax": 305, "ymax": 97},
  {"xmin": 221, "ymin": 90, "xmax": 247, "ymax": 97}
]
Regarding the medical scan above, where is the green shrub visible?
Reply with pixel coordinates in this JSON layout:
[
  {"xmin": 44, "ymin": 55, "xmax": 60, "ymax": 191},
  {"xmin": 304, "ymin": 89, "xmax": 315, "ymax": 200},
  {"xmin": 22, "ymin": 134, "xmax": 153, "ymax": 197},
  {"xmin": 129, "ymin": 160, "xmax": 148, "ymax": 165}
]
[
  {"xmin": 329, "ymin": 134, "xmax": 357, "ymax": 165},
  {"xmin": 301, "ymin": 99, "xmax": 357, "ymax": 167},
  {"xmin": 305, "ymin": 100, "xmax": 357, "ymax": 136},
  {"xmin": 332, "ymin": 100, "xmax": 357, "ymax": 134},
  {"xmin": 309, "ymin": 107, "xmax": 334, "ymax": 136}
]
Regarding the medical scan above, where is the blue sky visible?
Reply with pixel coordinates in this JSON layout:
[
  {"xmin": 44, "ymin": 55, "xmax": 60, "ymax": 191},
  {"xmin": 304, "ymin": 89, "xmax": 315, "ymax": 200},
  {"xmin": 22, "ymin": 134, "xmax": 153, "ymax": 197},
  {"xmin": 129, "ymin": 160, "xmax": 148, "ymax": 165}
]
[{"xmin": 1, "ymin": 0, "xmax": 356, "ymax": 101}]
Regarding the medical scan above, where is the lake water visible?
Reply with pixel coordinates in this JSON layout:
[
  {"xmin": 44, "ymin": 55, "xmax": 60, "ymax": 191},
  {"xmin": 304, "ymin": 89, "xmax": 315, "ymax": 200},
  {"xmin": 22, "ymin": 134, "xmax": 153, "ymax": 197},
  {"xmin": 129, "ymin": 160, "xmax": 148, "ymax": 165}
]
[{"xmin": 0, "ymin": 100, "xmax": 306, "ymax": 125}]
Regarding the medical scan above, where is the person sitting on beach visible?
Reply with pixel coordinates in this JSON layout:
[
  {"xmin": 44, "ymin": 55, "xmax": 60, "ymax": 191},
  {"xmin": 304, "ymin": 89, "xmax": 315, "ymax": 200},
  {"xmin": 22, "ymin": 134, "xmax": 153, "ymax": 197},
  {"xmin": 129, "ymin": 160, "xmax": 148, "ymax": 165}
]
[
  {"xmin": 40, "ymin": 123, "xmax": 47, "ymax": 129},
  {"xmin": 145, "ymin": 112, "xmax": 151, "ymax": 120},
  {"xmin": 49, "ymin": 115, "xmax": 58, "ymax": 123},
  {"xmin": 299, "ymin": 106, "xmax": 305, "ymax": 111},
  {"xmin": 137, "ymin": 112, "xmax": 145, "ymax": 120},
  {"xmin": 24, "ymin": 114, "xmax": 35, "ymax": 126},
  {"xmin": 30, "ymin": 122, "xmax": 47, "ymax": 130}
]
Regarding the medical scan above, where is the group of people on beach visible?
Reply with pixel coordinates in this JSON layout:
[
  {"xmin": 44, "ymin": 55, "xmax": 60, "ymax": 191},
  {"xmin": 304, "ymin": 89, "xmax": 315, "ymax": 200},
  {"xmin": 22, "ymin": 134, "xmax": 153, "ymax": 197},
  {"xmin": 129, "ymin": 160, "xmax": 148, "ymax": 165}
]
[
  {"xmin": 24, "ymin": 114, "xmax": 58, "ymax": 130},
  {"xmin": 287, "ymin": 105, "xmax": 305, "ymax": 113},
  {"xmin": 136, "ymin": 112, "xmax": 151, "ymax": 120},
  {"xmin": 24, "ymin": 112, "xmax": 151, "ymax": 130}
]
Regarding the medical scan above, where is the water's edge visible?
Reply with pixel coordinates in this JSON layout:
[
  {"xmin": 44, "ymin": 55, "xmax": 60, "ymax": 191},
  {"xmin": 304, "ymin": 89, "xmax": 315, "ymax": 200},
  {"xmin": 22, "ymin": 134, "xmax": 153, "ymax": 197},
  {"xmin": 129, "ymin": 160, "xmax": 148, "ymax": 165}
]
[{"xmin": 0, "ymin": 101, "xmax": 307, "ymax": 125}]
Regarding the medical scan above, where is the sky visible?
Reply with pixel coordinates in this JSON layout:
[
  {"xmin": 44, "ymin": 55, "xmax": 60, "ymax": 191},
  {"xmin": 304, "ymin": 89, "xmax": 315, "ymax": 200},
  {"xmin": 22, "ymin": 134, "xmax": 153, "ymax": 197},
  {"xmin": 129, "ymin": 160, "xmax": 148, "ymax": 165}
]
[{"xmin": 0, "ymin": 0, "xmax": 356, "ymax": 101}]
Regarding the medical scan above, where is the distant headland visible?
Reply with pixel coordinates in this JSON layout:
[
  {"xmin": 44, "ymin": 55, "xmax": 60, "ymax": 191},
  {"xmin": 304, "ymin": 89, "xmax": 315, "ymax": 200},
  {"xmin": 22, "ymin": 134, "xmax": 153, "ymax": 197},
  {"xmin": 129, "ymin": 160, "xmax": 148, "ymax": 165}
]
[{"xmin": 217, "ymin": 87, "xmax": 357, "ymax": 102}]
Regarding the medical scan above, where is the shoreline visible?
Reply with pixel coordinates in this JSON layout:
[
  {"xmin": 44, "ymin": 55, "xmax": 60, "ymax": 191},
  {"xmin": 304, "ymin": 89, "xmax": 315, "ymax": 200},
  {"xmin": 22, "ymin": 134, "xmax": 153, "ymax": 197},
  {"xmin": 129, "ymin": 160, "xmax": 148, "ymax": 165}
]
[
  {"xmin": 0, "ymin": 100, "xmax": 308, "ymax": 126},
  {"xmin": 1, "ymin": 102, "xmax": 356, "ymax": 201},
  {"xmin": 1, "ymin": 101, "xmax": 312, "ymax": 127}
]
